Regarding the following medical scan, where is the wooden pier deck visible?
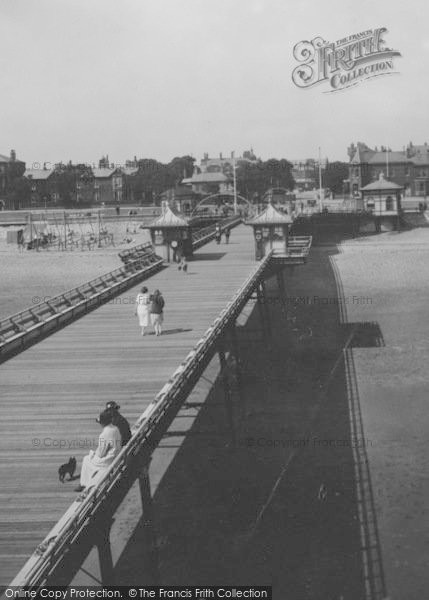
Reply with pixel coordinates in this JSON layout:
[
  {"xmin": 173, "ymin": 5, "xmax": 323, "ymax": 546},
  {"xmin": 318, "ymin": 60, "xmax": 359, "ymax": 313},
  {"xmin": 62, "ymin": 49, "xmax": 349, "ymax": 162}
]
[{"xmin": 0, "ymin": 225, "xmax": 257, "ymax": 586}]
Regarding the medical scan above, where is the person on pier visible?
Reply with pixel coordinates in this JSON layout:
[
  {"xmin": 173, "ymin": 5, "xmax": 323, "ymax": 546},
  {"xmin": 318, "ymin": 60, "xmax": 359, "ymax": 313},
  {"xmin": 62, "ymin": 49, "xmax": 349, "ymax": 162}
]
[
  {"xmin": 135, "ymin": 286, "xmax": 151, "ymax": 336},
  {"xmin": 150, "ymin": 289, "xmax": 165, "ymax": 336},
  {"xmin": 75, "ymin": 410, "xmax": 121, "ymax": 492},
  {"xmin": 215, "ymin": 223, "xmax": 222, "ymax": 244},
  {"xmin": 105, "ymin": 401, "xmax": 132, "ymax": 446}
]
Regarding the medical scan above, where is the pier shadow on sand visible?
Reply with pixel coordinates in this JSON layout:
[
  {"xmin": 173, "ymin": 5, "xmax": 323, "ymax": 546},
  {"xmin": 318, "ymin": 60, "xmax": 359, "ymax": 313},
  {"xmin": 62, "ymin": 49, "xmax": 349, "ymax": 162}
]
[{"xmin": 112, "ymin": 241, "xmax": 386, "ymax": 599}]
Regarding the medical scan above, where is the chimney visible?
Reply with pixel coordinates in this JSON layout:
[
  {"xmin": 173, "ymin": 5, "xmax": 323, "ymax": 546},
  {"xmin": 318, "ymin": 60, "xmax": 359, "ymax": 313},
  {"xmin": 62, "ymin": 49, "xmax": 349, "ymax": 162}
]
[{"xmin": 10, "ymin": 149, "xmax": 16, "ymax": 162}]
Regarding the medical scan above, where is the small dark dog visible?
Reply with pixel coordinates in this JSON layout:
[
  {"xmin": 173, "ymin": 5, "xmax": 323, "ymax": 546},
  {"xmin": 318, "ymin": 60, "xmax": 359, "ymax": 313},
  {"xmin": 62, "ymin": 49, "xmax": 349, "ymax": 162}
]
[{"xmin": 58, "ymin": 457, "xmax": 77, "ymax": 483}]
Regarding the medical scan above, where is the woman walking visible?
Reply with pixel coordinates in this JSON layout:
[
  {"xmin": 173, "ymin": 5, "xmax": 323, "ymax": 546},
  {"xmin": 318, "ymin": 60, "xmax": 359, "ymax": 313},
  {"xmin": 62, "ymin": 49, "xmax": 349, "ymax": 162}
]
[
  {"xmin": 135, "ymin": 286, "xmax": 150, "ymax": 336},
  {"xmin": 150, "ymin": 289, "xmax": 165, "ymax": 336}
]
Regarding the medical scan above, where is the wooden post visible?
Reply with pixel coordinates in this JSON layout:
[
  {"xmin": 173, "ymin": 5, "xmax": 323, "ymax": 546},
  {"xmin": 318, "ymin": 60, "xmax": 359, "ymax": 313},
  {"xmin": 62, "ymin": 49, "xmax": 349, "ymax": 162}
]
[
  {"xmin": 230, "ymin": 324, "xmax": 245, "ymax": 416},
  {"xmin": 218, "ymin": 347, "xmax": 236, "ymax": 448},
  {"xmin": 259, "ymin": 279, "xmax": 271, "ymax": 336},
  {"xmin": 98, "ymin": 210, "xmax": 102, "ymax": 248},
  {"xmin": 256, "ymin": 283, "xmax": 269, "ymax": 345},
  {"xmin": 138, "ymin": 459, "xmax": 160, "ymax": 583},
  {"xmin": 63, "ymin": 211, "xmax": 67, "ymax": 249},
  {"xmin": 96, "ymin": 519, "xmax": 115, "ymax": 585}
]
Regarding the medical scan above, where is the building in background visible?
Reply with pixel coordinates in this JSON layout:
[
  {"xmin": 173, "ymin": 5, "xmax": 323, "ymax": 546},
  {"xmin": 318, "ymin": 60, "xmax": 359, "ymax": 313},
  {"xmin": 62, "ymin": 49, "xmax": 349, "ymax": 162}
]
[
  {"xmin": 0, "ymin": 150, "xmax": 26, "ymax": 207},
  {"xmin": 159, "ymin": 184, "xmax": 201, "ymax": 215},
  {"xmin": 121, "ymin": 160, "xmax": 139, "ymax": 204},
  {"xmin": 291, "ymin": 159, "xmax": 318, "ymax": 191},
  {"xmin": 93, "ymin": 157, "xmax": 124, "ymax": 204},
  {"xmin": 182, "ymin": 170, "xmax": 230, "ymax": 195},
  {"xmin": 24, "ymin": 166, "xmax": 57, "ymax": 207},
  {"xmin": 199, "ymin": 149, "xmax": 259, "ymax": 175},
  {"xmin": 347, "ymin": 142, "xmax": 429, "ymax": 197}
]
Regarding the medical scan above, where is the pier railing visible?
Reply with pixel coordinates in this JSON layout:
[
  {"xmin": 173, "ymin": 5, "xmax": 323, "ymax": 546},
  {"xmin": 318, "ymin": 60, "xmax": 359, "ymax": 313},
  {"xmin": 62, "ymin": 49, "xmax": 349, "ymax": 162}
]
[
  {"xmin": 283, "ymin": 235, "xmax": 312, "ymax": 258},
  {"xmin": 191, "ymin": 216, "xmax": 241, "ymax": 249},
  {"xmin": 9, "ymin": 251, "xmax": 273, "ymax": 589},
  {"xmin": 118, "ymin": 241, "xmax": 154, "ymax": 264}
]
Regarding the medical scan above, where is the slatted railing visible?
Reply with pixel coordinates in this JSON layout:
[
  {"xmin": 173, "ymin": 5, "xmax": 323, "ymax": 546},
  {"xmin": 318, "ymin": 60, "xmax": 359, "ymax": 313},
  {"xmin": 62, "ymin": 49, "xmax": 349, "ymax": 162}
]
[
  {"xmin": 118, "ymin": 241, "xmax": 154, "ymax": 264},
  {"xmin": 283, "ymin": 235, "xmax": 313, "ymax": 257},
  {"xmin": 0, "ymin": 247, "xmax": 164, "ymax": 363},
  {"xmin": 191, "ymin": 216, "xmax": 241, "ymax": 250},
  {"xmin": 9, "ymin": 251, "xmax": 273, "ymax": 589}
]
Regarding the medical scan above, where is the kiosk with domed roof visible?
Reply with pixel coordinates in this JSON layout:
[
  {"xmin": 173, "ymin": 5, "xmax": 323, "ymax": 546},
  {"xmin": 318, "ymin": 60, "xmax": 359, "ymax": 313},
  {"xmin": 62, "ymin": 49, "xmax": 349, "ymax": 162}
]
[
  {"xmin": 146, "ymin": 201, "xmax": 192, "ymax": 262},
  {"xmin": 360, "ymin": 173, "xmax": 403, "ymax": 232},
  {"xmin": 246, "ymin": 201, "xmax": 312, "ymax": 263}
]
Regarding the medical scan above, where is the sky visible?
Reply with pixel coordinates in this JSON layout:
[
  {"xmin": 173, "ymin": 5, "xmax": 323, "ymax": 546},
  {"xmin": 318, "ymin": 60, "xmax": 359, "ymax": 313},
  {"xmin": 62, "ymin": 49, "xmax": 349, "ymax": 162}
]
[{"xmin": 1, "ymin": 0, "xmax": 428, "ymax": 167}]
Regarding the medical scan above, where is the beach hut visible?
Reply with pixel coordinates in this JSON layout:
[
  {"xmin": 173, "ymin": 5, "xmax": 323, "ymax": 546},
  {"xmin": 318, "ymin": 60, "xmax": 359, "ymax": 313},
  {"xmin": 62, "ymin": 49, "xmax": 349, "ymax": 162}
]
[
  {"xmin": 6, "ymin": 228, "xmax": 24, "ymax": 245},
  {"xmin": 146, "ymin": 201, "xmax": 192, "ymax": 262}
]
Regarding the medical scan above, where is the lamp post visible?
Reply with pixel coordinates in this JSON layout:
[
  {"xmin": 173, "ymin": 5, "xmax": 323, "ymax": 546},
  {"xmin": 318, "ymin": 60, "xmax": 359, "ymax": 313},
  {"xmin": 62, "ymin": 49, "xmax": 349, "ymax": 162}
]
[{"xmin": 232, "ymin": 154, "xmax": 238, "ymax": 215}]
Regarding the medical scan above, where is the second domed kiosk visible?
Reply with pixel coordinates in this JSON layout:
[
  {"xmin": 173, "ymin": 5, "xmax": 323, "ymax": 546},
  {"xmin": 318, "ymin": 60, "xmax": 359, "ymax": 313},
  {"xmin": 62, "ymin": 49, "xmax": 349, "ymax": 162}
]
[
  {"xmin": 246, "ymin": 201, "xmax": 312, "ymax": 263},
  {"xmin": 246, "ymin": 202, "xmax": 292, "ymax": 260}
]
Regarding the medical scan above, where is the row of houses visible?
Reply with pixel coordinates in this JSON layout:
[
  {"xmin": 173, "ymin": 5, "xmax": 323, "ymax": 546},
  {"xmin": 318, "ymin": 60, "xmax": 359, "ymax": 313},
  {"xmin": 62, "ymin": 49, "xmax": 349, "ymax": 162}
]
[
  {"xmin": 0, "ymin": 151, "xmax": 141, "ymax": 208},
  {"xmin": 24, "ymin": 164, "xmax": 135, "ymax": 208},
  {"xmin": 1, "ymin": 149, "xmax": 256, "ymax": 209}
]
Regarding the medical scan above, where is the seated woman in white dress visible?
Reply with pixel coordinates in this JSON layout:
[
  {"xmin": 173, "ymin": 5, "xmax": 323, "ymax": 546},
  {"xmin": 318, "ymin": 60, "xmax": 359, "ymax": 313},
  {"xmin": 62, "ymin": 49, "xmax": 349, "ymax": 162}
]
[
  {"xmin": 75, "ymin": 410, "xmax": 122, "ymax": 492},
  {"xmin": 135, "ymin": 286, "xmax": 150, "ymax": 336}
]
